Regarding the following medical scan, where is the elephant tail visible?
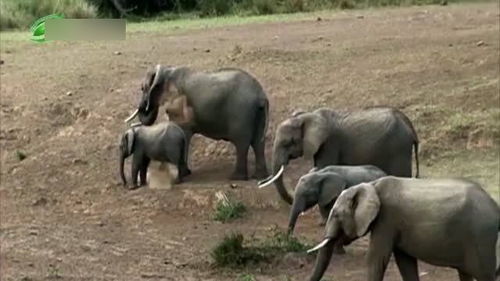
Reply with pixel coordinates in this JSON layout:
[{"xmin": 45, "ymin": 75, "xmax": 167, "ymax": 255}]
[
  {"xmin": 255, "ymin": 98, "xmax": 269, "ymax": 143},
  {"xmin": 394, "ymin": 109, "xmax": 420, "ymax": 178},
  {"xmin": 413, "ymin": 141, "xmax": 419, "ymax": 178}
]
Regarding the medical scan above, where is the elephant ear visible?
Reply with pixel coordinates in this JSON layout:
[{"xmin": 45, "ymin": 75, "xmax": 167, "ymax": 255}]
[
  {"xmin": 302, "ymin": 113, "xmax": 329, "ymax": 160},
  {"xmin": 318, "ymin": 172, "xmax": 347, "ymax": 207},
  {"xmin": 352, "ymin": 183, "xmax": 380, "ymax": 237},
  {"xmin": 126, "ymin": 128, "xmax": 135, "ymax": 155}
]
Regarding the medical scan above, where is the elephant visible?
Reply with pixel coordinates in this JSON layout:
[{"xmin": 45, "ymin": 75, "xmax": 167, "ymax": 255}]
[
  {"xmin": 258, "ymin": 107, "xmax": 419, "ymax": 204},
  {"xmin": 287, "ymin": 165, "xmax": 386, "ymax": 234},
  {"xmin": 124, "ymin": 65, "xmax": 269, "ymax": 181},
  {"xmin": 307, "ymin": 176, "xmax": 500, "ymax": 281},
  {"xmin": 119, "ymin": 122, "xmax": 190, "ymax": 189}
]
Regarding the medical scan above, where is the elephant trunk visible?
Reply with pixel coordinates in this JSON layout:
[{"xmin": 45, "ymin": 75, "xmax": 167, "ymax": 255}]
[
  {"xmin": 288, "ymin": 198, "xmax": 305, "ymax": 235},
  {"xmin": 308, "ymin": 239, "xmax": 336, "ymax": 281},
  {"xmin": 137, "ymin": 98, "xmax": 159, "ymax": 126},
  {"xmin": 271, "ymin": 149, "xmax": 293, "ymax": 204},
  {"xmin": 119, "ymin": 152, "xmax": 127, "ymax": 186}
]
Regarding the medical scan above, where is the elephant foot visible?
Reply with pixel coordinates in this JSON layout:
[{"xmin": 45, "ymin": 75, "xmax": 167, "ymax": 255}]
[
  {"xmin": 179, "ymin": 167, "xmax": 191, "ymax": 177},
  {"xmin": 229, "ymin": 172, "xmax": 248, "ymax": 181},
  {"xmin": 129, "ymin": 185, "xmax": 141, "ymax": 190}
]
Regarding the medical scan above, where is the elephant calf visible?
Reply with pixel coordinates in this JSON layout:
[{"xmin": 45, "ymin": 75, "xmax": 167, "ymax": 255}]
[
  {"xmin": 288, "ymin": 165, "xmax": 386, "ymax": 254},
  {"xmin": 307, "ymin": 176, "xmax": 500, "ymax": 281},
  {"xmin": 119, "ymin": 122, "xmax": 190, "ymax": 189},
  {"xmin": 288, "ymin": 165, "xmax": 386, "ymax": 234}
]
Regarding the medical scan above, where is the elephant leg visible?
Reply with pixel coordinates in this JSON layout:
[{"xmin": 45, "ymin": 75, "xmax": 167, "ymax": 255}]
[
  {"xmin": 394, "ymin": 249, "xmax": 419, "ymax": 281},
  {"xmin": 366, "ymin": 229, "xmax": 394, "ymax": 281},
  {"xmin": 250, "ymin": 137, "xmax": 268, "ymax": 180},
  {"xmin": 318, "ymin": 206, "xmax": 329, "ymax": 226},
  {"xmin": 230, "ymin": 141, "xmax": 249, "ymax": 180},
  {"xmin": 131, "ymin": 154, "xmax": 142, "ymax": 189},
  {"xmin": 180, "ymin": 130, "xmax": 193, "ymax": 176},
  {"xmin": 457, "ymin": 271, "xmax": 473, "ymax": 281},
  {"xmin": 139, "ymin": 157, "xmax": 150, "ymax": 186}
]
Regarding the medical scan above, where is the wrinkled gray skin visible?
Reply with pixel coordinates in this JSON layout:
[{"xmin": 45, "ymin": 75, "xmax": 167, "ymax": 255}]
[
  {"xmin": 308, "ymin": 176, "xmax": 500, "ymax": 281},
  {"xmin": 129, "ymin": 65, "xmax": 269, "ymax": 180},
  {"xmin": 289, "ymin": 165, "xmax": 386, "ymax": 255},
  {"xmin": 119, "ymin": 122, "xmax": 190, "ymax": 189},
  {"xmin": 288, "ymin": 165, "xmax": 386, "ymax": 233},
  {"xmin": 265, "ymin": 107, "xmax": 419, "ymax": 204}
]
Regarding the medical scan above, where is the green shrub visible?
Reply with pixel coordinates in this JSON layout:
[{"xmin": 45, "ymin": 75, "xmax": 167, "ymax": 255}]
[
  {"xmin": 260, "ymin": 226, "xmax": 310, "ymax": 252},
  {"xmin": 213, "ymin": 193, "xmax": 247, "ymax": 222},
  {"xmin": 198, "ymin": 0, "xmax": 235, "ymax": 16},
  {"xmin": 282, "ymin": 0, "xmax": 307, "ymax": 13},
  {"xmin": 211, "ymin": 233, "xmax": 266, "ymax": 267},
  {"xmin": 252, "ymin": 0, "xmax": 278, "ymax": 15},
  {"xmin": 0, "ymin": 0, "xmax": 96, "ymax": 30},
  {"xmin": 211, "ymin": 227, "xmax": 312, "ymax": 268}
]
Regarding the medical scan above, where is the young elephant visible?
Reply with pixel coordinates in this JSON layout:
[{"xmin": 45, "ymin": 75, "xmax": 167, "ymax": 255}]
[
  {"xmin": 119, "ymin": 122, "xmax": 190, "ymax": 189},
  {"xmin": 307, "ymin": 176, "xmax": 500, "ymax": 281},
  {"xmin": 288, "ymin": 165, "xmax": 386, "ymax": 234}
]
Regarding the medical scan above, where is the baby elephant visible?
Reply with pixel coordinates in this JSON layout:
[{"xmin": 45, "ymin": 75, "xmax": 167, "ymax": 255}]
[
  {"xmin": 288, "ymin": 165, "xmax": 387, "ymax": 235},
  {"xmin": 119, "ymin": 122, "xmax": 190, "ymax": 189}
]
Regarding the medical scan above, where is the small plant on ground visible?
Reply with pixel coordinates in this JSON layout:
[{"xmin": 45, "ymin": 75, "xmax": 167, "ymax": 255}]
[
  {"xmin": 16, "ymin": 150, "xmax": 27, "ymax": 161},
  {"xmin": 211, "ymin": 227, "xmax": 313, "ymax": 268},
  {"xmin": 260, "ymin": 225, "xmax": 311, "ymax": 253},
  {"xmin": 213, "ymin": 192, "xmax": 247, "ymax": 222},
  {"xmin": 211, "ymin": 232, "xmax": 266, "ymax": 268}
]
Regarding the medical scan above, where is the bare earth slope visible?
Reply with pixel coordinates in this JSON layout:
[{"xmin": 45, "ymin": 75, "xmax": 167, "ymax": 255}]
[{"xmin": 1, "ymin": 3, "xmax": 499, "ymax": 281}]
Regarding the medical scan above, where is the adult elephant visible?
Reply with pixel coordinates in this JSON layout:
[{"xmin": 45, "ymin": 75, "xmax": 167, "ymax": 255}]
[
  {"xmin": 125, "ymin": 65, "xmax": 269, "ymax": 180},
  {"xmin": 306, "ymin": 177, "xmax": 500, "ymax": 281},
  {"xmin": 258, "ymin": 107, "xmax": 419, "ymax": 204}
]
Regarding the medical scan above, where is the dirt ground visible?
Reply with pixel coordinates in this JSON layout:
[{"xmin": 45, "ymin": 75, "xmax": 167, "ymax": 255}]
[{"xmin": 1, "ymin": 3, "xmax": 499, "ymax": 281}]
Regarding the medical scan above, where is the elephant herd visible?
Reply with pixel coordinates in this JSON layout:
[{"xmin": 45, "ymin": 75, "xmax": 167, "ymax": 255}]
[{"xmin": 120, "ymin": 65, "xmax": 500, "ymax": 281}]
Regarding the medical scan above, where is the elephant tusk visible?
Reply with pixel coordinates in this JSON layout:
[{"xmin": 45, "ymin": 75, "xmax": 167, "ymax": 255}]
[
  {"xmin": 257, "ymin": 165, "xmax": 284, "ymax": 188},
  {"xmin": 307, "ymin": 238, "xmax": 331, "ymax": 253},
  {"xmin": 124, "ymin": 109, "xmax": 139, "ymax": 123},
  {"xmin": 130, "ymin": 122, "xmax": 142, "ymax": 127},
  {"xmin": 257, "ymin": 174, "xmax": 273, "ymax": 186}
]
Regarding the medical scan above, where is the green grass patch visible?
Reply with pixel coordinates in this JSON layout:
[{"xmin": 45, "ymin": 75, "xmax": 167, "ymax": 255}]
[
  {"xmin": 213, "ymin": 192, "xmax": 247, "ymax": 222},
  {"xmin": 211, "ymin": 227, "xmax": 312, "ymax": 268}
]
